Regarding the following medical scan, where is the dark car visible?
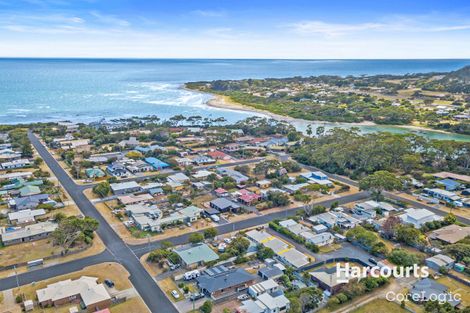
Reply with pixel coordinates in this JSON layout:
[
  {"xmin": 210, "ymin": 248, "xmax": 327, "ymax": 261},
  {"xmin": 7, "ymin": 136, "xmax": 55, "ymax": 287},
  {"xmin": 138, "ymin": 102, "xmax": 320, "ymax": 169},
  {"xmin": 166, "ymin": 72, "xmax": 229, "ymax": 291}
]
[
  {"xmin": 190, "ymin": 293, "xmax": 205, "ymax": 301},
  {"xmin": 104, "ymin": 279, "xmax": 115, "ymax": 287},
  {"xmin": 368, "ymin": 257, "xmax": 377, "ymax": 265}
]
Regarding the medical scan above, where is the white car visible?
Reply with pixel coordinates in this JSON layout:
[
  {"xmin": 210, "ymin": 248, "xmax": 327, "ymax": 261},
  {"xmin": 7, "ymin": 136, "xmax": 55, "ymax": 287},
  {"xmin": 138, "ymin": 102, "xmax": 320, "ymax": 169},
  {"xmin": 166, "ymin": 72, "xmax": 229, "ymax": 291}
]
[
  {"xmin": 171, "ymin": 290, "xmax": 180, "ymax": 299},
  {"xmin": 237, "ymin": 294, "xmax": 249, "ymax": 300}
]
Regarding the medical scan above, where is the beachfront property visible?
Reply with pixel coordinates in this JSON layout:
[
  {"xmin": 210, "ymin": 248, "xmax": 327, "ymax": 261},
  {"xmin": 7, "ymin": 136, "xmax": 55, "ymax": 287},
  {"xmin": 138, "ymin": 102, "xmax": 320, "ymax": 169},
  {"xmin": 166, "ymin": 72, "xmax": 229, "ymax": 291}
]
[
  {"xmin": 174, "ymin": 243, "xmax": 220, "ymax": 268},
  {"xmin": 399, "ymin": 208, "xmax": 443, "ymax": 228},
  {"xmin": 36, "ymin": 276, "xmax": 112, "ymax": 312}
]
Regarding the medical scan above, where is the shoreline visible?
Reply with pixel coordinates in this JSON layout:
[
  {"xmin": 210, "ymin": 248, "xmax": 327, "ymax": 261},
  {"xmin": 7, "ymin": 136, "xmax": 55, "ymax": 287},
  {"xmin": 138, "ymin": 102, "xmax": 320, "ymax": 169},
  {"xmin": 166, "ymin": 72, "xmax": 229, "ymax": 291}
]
[{"xmin": 205, "ymin": 93, "xmax": 462, "ymax": 136}]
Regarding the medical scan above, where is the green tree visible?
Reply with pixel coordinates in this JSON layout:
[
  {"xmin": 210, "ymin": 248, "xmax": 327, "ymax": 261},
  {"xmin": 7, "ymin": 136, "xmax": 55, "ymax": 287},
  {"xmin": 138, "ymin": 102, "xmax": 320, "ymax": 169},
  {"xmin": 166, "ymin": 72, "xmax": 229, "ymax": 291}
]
[
  {"xmin": 359, "ymin": 170, "xmax": 402, "ymax": 200},
  {"xmin": 188, "ymin": 232, "xmax": 204, "ymax": 244},
  {"xmin": 200, "ymin": 300, "xmax": 213, "ymax": 313},
  {"xmin": 203, "ymin": 227, "xmax": 218, "ymax": 240},
  {"xmin": 92, "ymin": 181, "xmax": 111, "ymax": 198}
]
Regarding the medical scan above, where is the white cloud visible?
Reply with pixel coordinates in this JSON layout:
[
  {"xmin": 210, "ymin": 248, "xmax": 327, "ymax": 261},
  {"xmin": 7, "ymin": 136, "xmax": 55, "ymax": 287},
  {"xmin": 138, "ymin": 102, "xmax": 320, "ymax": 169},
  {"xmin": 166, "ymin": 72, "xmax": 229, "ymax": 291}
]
[
  {"xmin": 290, "ymin": 21, "xmax": 384, "ymax": 36},
  {"xmin": 191, "ymin": 9, "xmax": 225, "ymax": 18}
]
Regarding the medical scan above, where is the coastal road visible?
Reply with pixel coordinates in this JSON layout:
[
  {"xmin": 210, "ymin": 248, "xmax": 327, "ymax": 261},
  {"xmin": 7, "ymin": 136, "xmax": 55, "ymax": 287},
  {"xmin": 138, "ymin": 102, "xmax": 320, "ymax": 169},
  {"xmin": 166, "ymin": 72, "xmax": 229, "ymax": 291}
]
[
  {"xmin": 27, "ymin": 132, "xmax": 179, "ymax": 313},
  {"xmin": 300, "ymin": 163, "xmax": 470, "ymax": 225}
]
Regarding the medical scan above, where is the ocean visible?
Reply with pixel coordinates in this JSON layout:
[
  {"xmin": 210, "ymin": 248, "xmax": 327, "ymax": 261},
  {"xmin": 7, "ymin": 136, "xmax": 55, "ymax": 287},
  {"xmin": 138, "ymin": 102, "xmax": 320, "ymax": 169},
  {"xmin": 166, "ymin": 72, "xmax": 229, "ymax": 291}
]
[{"xmin": 0, "ymin": 58, "xmax": 469, "ymax": 141}]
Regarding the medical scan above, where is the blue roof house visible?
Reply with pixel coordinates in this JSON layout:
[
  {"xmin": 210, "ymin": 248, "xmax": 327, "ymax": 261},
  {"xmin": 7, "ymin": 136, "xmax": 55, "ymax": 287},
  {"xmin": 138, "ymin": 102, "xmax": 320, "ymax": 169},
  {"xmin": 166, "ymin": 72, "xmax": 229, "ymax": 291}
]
[
  {"xmin": 145, "ymin": 157, "xmax": 169, "ymax": 170},
  {"xmin": 437, "ymin": 179, "xmax": 461, "ymax": 191}
]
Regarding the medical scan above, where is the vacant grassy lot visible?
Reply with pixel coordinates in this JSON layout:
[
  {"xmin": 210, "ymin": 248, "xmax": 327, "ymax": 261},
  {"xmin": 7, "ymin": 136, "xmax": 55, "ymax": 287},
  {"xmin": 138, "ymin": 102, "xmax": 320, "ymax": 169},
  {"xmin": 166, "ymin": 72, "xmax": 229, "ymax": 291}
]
[
  {"xmin": 351, "ymin": 299, "xmax": 407, "ymax": 313},
  {"xmin": 437, "ymin": 276, "xmax": 470, "ymax": 306}
]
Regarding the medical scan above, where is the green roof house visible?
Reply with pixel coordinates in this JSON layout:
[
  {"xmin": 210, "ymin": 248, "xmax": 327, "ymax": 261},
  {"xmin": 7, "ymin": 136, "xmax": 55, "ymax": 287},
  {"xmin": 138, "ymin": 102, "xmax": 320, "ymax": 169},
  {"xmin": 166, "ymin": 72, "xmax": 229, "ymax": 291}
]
[
  {"xmin": 19, "ymin": 185, "xmax": 41, "ymax": 197},
  {"xmin": 85, "ymin": 168, "xmax": 105, "ymax": 179},
  {"xmin": 174, "ymin": 243, "xmax": 219, "ymax": 269}
]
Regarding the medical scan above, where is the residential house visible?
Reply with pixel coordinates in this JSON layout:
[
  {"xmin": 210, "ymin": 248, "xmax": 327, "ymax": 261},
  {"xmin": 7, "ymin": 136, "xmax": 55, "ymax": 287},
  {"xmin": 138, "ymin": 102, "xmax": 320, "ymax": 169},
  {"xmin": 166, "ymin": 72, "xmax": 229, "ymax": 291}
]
[
  {"xmin": 210, "ymin": 198, "xmax": 240, "ymax": 212},
  {"xmin": 19, "ymin": 185, "xmax": 41, "ymax": 197},
  {"xmin": 436, "ymin": 179, "xmax": 462, "ymax": 191},
  {"xmin": 8, "ymin": 208, "xmax": 46, "ymax": 225},
  {"xmin": 429, "ymin": 224, "xmax": 470, "ymax": 244},
  {"xmin": 399, "ymin": 208, "xmax": 442, "ymax": 228},
  {"xmin": 217, "ymin": 168, "xmax": 249, "ymax": 184},
  {"xmin": 0, "ymin": 221, "xmax": 57, "ymax": 246},
  {"xmin": 9, "ymin": 194, "xmax": 52, "ymax": 211},
  {"xmin": 410, "ymin": 278, "xmax": 460, "ymax": 307},
  {"xmin": 110, "ymin": 181, "xmax": 142, "ymax": 195},
  {"xmin": 301, "ymin": 232, "xmax": 335, "ymax": 247},
  {"xmin": 145, "ymin": 157, "xmax": 169, "ymax": 170},
  {"xmin": 118, "ymin": 137, "xmax": 139, "ymax": 148},
  {"xmin": 207, "ymin": 150, "xmax": 231, "ymax": 161},
  {"xmin": 192, "ymin": 170, "xmax": 214, "ymax": 180},
  {"xmin": 425, "ymin": 254, "xmax": 455, "ymax": 272},
  {"xmin": 423, "ymin": 188, "xmax": 461, "ymax": 205},
  {"xmin": 36, "ymin": 276, "xmax": 111, "ymax": 312},
  {"xmin": 167, "ymin": 172, "xmax": 190, "ymax": 183},
  {"xmin": 239, "ymin": 292, "xmax": 290, "ymax": 313},
  {"xmin": 310, "ymin": 267, "xmax": 349, "ymax": 294},
  {"xmin": 175, "ymin": 157, "xmax": 193, "ymax": 167},
  {"xmin": 106, "ymin": 162, "xmax": 127, "ymax": 177},
  {"xmin": 224, "ymin": 143, "xmax": 240, "ymax": 152},
  {"xmin": 256, "ymin": 180, "xmax": 272, "ymax": 189},
  {"xmin": 248, "ymin": 280, "xmax": 280, "ymax": 298},
  {"xmin": 118, "ymin": 193, "xmax": 154, "ymax": 205},
  {"xmin": 1, "ymin": 158, "xmax": 31, "ymax": 170},
  {"xmin": 308, "ymin": 211, "xmax": 360, "ymax": 229},
  {"xmin": 196, "ymin": 266, "xmax": 256, "ymax": 299},
  {"xmin": 85, "ymin": 168, "xmax": 105, "ymax": 179},
  {"xmin": 174, "ymin": 243, "xmax": 219, "ymax": 269},
  {"xmin": 198, "ymin": 154, "xmax": 219, "ymax": 165},
  {"xmin": 300, "ymin": 171, "xmax": 333, "ymax": 186},
  {"xmin": 258, "ymin": 266, "xmax": 284, "ymax": 281},
  {"xmin": 126, "ymin": 160, "xmax": 153, "ymax": 173},
  {"xmin": 353, "ymin": 201, "xmax": 378, "ymax": 219}
]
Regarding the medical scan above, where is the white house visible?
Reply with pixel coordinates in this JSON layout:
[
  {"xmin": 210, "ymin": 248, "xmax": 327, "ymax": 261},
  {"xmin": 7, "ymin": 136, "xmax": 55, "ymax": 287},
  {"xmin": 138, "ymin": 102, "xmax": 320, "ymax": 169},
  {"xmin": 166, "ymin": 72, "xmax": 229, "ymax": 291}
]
[{"xmin": 399, "ymin": 208, "xmax": 442, "ymax": 228}]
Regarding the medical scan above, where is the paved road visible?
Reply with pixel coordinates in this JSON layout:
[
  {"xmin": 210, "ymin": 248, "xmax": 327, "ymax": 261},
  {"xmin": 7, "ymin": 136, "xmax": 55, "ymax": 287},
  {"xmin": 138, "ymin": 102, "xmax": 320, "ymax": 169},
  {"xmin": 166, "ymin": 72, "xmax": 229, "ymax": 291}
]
[
  {"xmin": 300, "ymin": 163, "xmax": 470, "ymax": 225},
  {"xmin": 130, "ymin": 191, "xmax": 370, "ymax": 256},
  {"xmin": 26, "ymin": 132, "xmax": 179, "ymax": 313},
  {"xmin": 0, "ymin": 251, "xmax": 113, "ymax": 291}
]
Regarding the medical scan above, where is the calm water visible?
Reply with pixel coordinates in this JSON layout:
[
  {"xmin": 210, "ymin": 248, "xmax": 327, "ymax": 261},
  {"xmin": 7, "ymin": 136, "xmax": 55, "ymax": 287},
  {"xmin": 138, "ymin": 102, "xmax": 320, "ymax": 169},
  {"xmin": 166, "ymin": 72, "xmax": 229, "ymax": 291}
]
[{"xmin": 1, "ymin": 58, "xmax": 469, "ymax": 141}]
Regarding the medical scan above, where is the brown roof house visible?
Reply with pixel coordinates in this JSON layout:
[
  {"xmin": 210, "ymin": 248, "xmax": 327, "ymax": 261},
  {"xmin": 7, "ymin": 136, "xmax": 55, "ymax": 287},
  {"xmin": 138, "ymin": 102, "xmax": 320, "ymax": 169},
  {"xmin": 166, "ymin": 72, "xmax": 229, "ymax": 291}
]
[{"xmin": 36, "ymin": 276, "xmax": 111, "ymax": 312}]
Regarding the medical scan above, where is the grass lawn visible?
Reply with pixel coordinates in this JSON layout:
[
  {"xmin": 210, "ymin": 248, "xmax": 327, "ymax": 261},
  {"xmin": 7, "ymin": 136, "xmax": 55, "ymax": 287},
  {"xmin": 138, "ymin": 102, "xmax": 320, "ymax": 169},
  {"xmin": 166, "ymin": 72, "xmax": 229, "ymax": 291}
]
[
  {"xmin": 351, "ymin": 299, "xmax": 407, "ymax": 313},
  {"xmin": 110, "ymin": 297, "xmax": 150, "ymax": 313},
  {"xmin": 319, "ymin": 243, "xmax": 342, "ymax": 253},
  {"xmin": 437, "ymin": 276, "xmax": 470, "ymax": 306},
  {"xmin": 157, "ymin": 277, "xmax": 184, "ymax": 302}
]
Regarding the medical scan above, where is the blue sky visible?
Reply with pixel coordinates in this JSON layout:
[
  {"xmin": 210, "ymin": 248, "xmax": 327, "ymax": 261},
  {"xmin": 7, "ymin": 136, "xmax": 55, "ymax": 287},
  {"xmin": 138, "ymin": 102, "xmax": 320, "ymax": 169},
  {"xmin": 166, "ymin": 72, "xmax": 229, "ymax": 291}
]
[{"xmin": 0, "ymin": 0, "xmax": 469, "ymax": 58}]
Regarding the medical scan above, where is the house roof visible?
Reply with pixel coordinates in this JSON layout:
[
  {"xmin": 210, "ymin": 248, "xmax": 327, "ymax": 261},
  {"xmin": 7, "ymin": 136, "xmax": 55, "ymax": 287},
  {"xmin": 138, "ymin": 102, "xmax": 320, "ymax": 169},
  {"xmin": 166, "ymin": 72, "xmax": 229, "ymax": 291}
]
[
  {"xmin": 258, "ymin": 266, "xmax": 283, "ymax": 279},
  {"xmin": 1, "ymin": 221, "xmax": 57, "ymax": 242},
  {"xmin": 196, "ymin": 266, "xmax": 255, "ymax": 294},
  {"xmin": 8, "ymin": 208, "xmax": 46, "ymax": 222},
  {"xmin": 429, "ymin": 224, "xmax": 470, "ymax": 244},
  {"xmin": 174, "ymin": 243, "xmax": 219, "ymax": 265},
  {"xmin": 210, "ymin": 198, "xmax": 239, "ymax": 210},
  {"xmin": 432, "ymin": 172, "xmax": 470, "ymax": 183},
  {"xmin": 36, "ymin": 276, "xmax": 111, "ymax": 307},
  {"xmin": 110, "ymin": 181, "xmax": 141, "ymax": 191},
  {"xmin": 19, "ymin": 185, "xmax": 41, "ymax": 197}
]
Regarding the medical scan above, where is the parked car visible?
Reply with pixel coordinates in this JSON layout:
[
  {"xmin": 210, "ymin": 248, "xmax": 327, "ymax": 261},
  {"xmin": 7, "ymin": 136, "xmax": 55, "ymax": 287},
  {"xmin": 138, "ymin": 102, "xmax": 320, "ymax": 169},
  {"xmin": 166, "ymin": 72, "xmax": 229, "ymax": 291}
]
[
  {"xmin": 368, "ymin": 258, "xmax": 377, "ymax": 265},
  {"xmin": 190, "ymin": 293, "xmax": 205, "ymax": 301},
  {"xmin": 237, "ymin": 294, "xmax": 249, "ymax": 300},
  {"xmin": 171, "ymin": 290, "xmax": 180, "ymax": 299},
  {"xmin": 104, "ymin": 279, "xmax": 115, "ymax": 288}
]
